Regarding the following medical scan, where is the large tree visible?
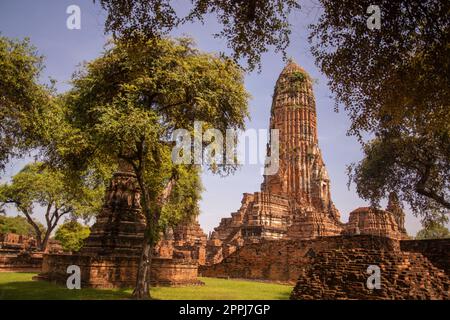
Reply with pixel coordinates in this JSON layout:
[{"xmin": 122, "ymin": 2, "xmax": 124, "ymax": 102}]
[
  {"xmin": 0, "ymin": 36, "xmax": 52, "ymax": 173},
  {"xmin": 0, "ymin": 162, "xmax": 103, "ymax": 251},
  {"xmin": 57, "ymin": 36, "xmax": 249, "ymax": 299},
  {"xmin": 309, "ymin": 0, "xmax": 450, "ymax": 219},
  {"xmin": 0, "ymin": 215, "xmax": 44, "ymax": 237},
  {"xmin": 94, "ymin": 1, "xmax": 450, "ymax": 219},
  {"xmin": 94, "ymin": 0, "xmax": 300, "ymax": 70},
  {"xmin": 416, "ymin": 213, "xmax": 450, "ymax": 239}
]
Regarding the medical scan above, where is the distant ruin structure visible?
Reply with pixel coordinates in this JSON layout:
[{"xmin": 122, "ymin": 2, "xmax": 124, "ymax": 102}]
[{"xmin": 0, "ymin": 232, "xmax": 62, "ymax": 272}]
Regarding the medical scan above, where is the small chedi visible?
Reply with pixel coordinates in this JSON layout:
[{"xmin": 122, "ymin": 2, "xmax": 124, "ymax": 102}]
[
  {"xmin": 158, "ymin": 220, "xmax": 207, "ymax": 265},
  {"xmin": 206, "ymin": 60, "xmax": 408, "ymax": 265},
  {"xmin": 37, "ymin": 163, "xmax": 207, "ymax": 288}
]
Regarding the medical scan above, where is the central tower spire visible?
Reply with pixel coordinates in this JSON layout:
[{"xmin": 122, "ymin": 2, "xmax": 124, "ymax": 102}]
[
  {"xmin": 205, "ymin": 60, "xmax": 409, "ymax": 265},
  {"xmin": 206, "ymin": 60, "xmax": 343, "ymax": 264},
  {"xmin": 262, "ymin": 60, "xmax": 336, "ymax": 219}
]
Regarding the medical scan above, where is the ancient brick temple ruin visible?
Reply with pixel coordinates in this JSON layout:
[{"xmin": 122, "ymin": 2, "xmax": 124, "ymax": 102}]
[
  {"xmin": 0, "ymin": 233, "xmax": 44, "ymax": 272},
  {"xmin": 206, "ymin": 60, "xmax": 408, "ymax": 265},
  {"xmin": 0, "ymin": 233, "xmax": 62, "ymax": 272},
  {"xmin": 201, "ymin": 61, "xmax": 448, "ymax": 299},
  {"xmin": 201, "ymin": 235, "xmax": 449, "ymax": 299},
  {"xmin": 35, "ymin": 60, "xmax": 448, "ymax": 299},
  {"xmin": 37, "ymin": 163, "xmax": 206, "ymax": 288}
]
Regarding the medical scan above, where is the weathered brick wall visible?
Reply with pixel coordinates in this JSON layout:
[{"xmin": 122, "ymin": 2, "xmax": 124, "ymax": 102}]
[
  {"xmin": 37, "ymin": 253, "xmax": 202, "ymax": 288},
  {"xmin": 0, "ymin": 232, "xmax": 61, "ymax": 271},
  {"xmin": 0, "ymin": 252, "xmax": 43, "ymax": 272},
  {"xmin": 0, "ymin": 233, "xmax": 37, "ymax": 251},
  {"xmin": 200, "ymin": 235, "xmax": 449, "ymax": 299},
  {"xmin": 400, "ymin": 239, "xmax": 450, "ymax": 276},
  {"xmin": 37, "ymin": 254, "xmax": 139, "ymax": 288},
  {"xmin": 202, "ymin": 240, "xmax": 306, "ymax": 283},
  {"xmin": 150, "ymin": 258, "xmax": 203, "ymax": 286},
  {"xmin": 290, "ymin": 244, "xmax": 449, "ymax": 300},
  {"xmin": 200, "ymin": 235, "xmax": 400, "ymax": 283}
]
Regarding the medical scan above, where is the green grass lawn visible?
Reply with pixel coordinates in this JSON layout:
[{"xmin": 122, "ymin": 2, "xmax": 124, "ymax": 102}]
[{"xmin": 0, "ymin": 272, "xmax": 292, "ymax": 300}]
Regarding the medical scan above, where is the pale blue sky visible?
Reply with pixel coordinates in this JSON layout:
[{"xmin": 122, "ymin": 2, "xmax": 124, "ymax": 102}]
[{"xmin": 0, "ymin": 0, "xmax": 424, "ymax": 235}]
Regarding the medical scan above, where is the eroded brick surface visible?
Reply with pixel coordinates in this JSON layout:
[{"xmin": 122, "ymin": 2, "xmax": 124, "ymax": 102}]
[
  {"xmin": 290, "ymin": 239, "xmax": 449, "ymax": 300},
  {"xmin": 200, "ymin": 235, "xmax": 449, "ymax": 300}
]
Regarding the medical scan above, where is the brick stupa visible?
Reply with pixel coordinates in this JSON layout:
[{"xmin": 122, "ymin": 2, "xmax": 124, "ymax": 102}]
[
  {"xmin": 37, "ymin": 162, "xmax": 206, "ymax": 287},
  {"xmin": 80, "ymin": 162, "xmax": 146, "ymax": 257}
]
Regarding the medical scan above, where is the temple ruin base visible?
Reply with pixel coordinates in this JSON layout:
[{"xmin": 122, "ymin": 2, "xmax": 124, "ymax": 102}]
[
  {"xmin": 0, "ymin": 233, "xmax": 62, "ymax": 272},
  {"xmin": 36, "ymin": 253, "xmax": 203, "ymax": 288},
  {"xmin": 0, "ymin": 252, "xmax": 43, "ymax": 272},
  {"xmin": 200, "ymin": 235, "xmax": 449, "ymax": 300}
]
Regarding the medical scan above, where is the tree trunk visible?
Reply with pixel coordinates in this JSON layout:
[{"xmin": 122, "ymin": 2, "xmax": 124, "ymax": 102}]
[
  {"xmin": 132, "ymin": 175, "xmax": 176, "ymax": 300},
  {"xmin": 127, "ymin": 141, "xmax": 177, "ymax": 300},
  {"xmin": 21, "ymin": 208, "xmax": 44, "ymax": 251},
  {"xmin": 40, "ymin": 229, "xmax": 53, "ymax": 252},
  {"xmin": 35, "ymin": 232, "xmax": 43, "ymax": 251},
  {"xmin": 132, "ymin": 155, "xmax": 155, "ymax": 300},
  {"xmin": 132, "ymin": 231, "xmax": 152, "ymax": 299}
]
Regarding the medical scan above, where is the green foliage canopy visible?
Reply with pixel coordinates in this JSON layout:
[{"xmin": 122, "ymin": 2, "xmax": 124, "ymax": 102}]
[
  {"xmin": 57, "ymin": 36, "xmax": 249, "ymax": 298},
  {"xmin": 0, "ymin": 35, "xmax": 52, "ymax": 173},
  {"xmin": 0, "ymin": 215, "xmax": 44, "ymax": 236},
  {"xmin": 54, "ymin": 220, "xmax": 91, "ymax": 252},
  {"xmin": 94, "ymin": 0, "xmax": 300, "ymax": 70},
  {"xmin": 416, "ymin": 214, "xmax": 450, "ymax": 239},
  {"xmin": 0, "ymin": 162, "xmax": 103, "ymax": 250},
  {"xmin": 310, "ymin": 0, "xmax": 450, "ymax": 218}
]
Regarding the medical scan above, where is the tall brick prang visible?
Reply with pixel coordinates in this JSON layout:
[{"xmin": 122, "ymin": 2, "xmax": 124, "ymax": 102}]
[{"xmin": 206, "ymin": 60, "xmax": 407, "ymax": 265}]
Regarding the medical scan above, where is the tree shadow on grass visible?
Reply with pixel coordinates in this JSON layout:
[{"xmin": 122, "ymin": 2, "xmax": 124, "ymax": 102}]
[
  {"xmin": 0, "ymin": 280, "xmax": 132, "ymax": 300},
  {"xmin": 274, "ymin": 291, "xmax": 292, "ymax": 300},
  {"xmin": 0, "ymin": 273, "xmax": 293, "ymax": 300}
]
